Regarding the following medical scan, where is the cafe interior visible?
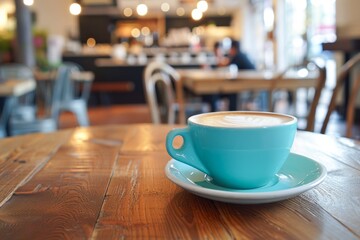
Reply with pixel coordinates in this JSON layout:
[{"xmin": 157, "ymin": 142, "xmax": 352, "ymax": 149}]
[
  {"xmin": 0, "ymin": 0, "xmax": 359, "ymax": 139},
  {"xmin": 1, "ymin": 1, "xmax": 360, "ymax": 238}
]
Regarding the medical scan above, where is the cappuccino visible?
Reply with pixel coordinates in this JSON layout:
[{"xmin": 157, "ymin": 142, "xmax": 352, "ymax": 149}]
[
  {"xmin": 166, "ymin": 111, "xmax": 297, "ymax": 189},
  {"xmin": 190, "ymin": 112, "xmax": 294, "ymax": 128}
]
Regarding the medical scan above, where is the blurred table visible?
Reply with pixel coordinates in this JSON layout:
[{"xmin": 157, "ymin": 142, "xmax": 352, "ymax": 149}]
[
  {"xmin": 0, "ymin": 79, "xmax": 36, "ymax": 97},
  {"xmin": 177, "ymin": 68, "xmax": 321, "ymax": 125},
  {"xmin": 0, "ymin": 124, "xmax": 358, "ymax": 239},
  {"xmin": 34, "ymin": 70, "xmax": 94, "ymax": 82},
  {"xmin": 178, "ymin": 69, "xmax": 318, "ymax": 94},
  {"xmin": 0, "ymin": 79, "xmax": 36, "ymax": 137}
]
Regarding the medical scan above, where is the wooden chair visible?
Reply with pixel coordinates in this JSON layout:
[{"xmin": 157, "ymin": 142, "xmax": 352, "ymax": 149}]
[
  {"xmin": 143, "ymin": 61, "xmax": 209, "ymax": 124},
  {"xmin": 271, "ymin": 60, "xmax": 327, "ymax": 132},
  {"xmin": 321, "ymin": 53, "xmax": 360, "ymax": 138}
]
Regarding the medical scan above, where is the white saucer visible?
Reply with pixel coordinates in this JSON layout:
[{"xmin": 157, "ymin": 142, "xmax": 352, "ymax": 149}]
[{"xmin": 165, "ymin": 153, "xmax": 327, "ymax": 204}]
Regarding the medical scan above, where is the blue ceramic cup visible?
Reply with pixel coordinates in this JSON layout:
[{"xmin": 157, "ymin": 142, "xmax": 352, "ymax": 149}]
[{"xmin": 166, "ymin": 111, "xmax": 297, "ymax": 189}]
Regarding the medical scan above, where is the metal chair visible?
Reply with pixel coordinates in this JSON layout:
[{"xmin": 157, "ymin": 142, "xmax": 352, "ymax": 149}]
[
  {"xmin": 9, "ymin": 64, "xmax": 70, "ymax": 136},
  {"xmin": 145, "ymin": 72, "xmax": 176, "ymax": 124},
  {"xmin": 143, "ymin": 61, "xmax": 209, "ymax": 124},
  {"xmin": 59, "ymin": 62, "xmax": 92, "ymax": 126},
  {"xmin": 321, "ymin": 53, "xmax": 360, "ymax": 138},
  {"xmin": 0, "ymin": 97, "xmax": 15, "ymax": 137}
]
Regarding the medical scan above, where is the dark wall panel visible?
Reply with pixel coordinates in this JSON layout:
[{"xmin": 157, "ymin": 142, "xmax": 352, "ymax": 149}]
[{"xmin": 79, "ymin": 15, "xmax": 113, "ymax": 44}]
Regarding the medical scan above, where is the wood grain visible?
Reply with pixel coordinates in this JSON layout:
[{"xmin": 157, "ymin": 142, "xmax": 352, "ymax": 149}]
[
  {"xmin": 292, "ymin": 131, "xmax": 360, "ymax": 237},
  {"xmin": 0, "ymin": 128, "xmax": 121, "ymax": 239},
  {"xmin": 0, "ymin": 125, "xmax": 359, "ymax": 239},
  {"xmin": 92, "ymin": 129, "xmax": 360, "ymax": 239},
  {"xmin": 118, "ymin": 124, "xmax": 178, "ymax": 153},
  {"xmin": 0, "ymin": 130, "xmax": 73, "ymax": 207},
  {"xmin": 92, "ymin": 152, "xmax": 235, "ymax": 239}
]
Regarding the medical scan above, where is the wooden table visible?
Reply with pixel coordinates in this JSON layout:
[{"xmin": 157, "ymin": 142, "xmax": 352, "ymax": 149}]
[
  {"xmin": 34, "ymin": 70, "xmax": 94, "ymax": 82},
  {"xmin": 0, "ymin": 79, "xmax": 36, "ymax": 137},
  {"xmin": 177, "ymin": 68, "xmax": 324, "ymax": 130},
  {"xmin": 0, "ymin": 124, "xmax": 359, "ymax": 239},
  {"xmin": 0, "ymin": 79, "xmax": 36, "ymax": 97},
  {"xmin": 179, "ymin": 69, "xmax": 319, "ymax": 94}
]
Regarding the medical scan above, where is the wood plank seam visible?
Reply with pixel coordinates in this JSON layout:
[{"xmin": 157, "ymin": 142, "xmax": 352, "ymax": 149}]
[
  {"xmin": 91, "ymin": 151, "xmax": 121, "ymax": 239},
  {"xmin": 0, "ymin": 131, "xmax": 73, "ymax": 207}
]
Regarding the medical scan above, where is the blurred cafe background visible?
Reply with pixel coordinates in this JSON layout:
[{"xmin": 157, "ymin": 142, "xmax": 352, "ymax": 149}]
[{"xmin": 0, "ymin": 0, "xmax": 360, "ymax": 138}]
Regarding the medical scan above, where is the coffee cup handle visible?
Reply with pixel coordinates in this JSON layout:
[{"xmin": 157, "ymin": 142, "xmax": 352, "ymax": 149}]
[{"xmin": 166, "ymin": 128, "xmax": 208, "ymax": 174}]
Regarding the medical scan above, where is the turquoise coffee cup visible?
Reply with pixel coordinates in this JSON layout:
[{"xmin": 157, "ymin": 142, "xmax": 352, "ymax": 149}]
[{"xmin": 166, "ymin": 111, "xmax": 297, "ymax": 189}]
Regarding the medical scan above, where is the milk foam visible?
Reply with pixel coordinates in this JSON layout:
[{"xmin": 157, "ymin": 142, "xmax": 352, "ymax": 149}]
[{"xmin": 191, "ymin": 112, "xmax": 292, "ymax": 128}]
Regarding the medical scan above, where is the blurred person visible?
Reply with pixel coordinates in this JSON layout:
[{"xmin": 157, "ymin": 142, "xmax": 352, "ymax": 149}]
[
  {"xmin": 213, "ymin": 41, "xmax": 226, "ymax": 65},
  {"xmin": 226, "ymin": 39, "xmax": 263, "ymax": 110},
  {"xmin": 203, "ymin": 39, "xmax": 256, "ymax": 111},
  {"xmin": 201, "ymin": 41, "xmax": 227, "ymax": 111},
  {"xmin": 220, "ymin": 39, "xmax": 255, "ymax": 70}
]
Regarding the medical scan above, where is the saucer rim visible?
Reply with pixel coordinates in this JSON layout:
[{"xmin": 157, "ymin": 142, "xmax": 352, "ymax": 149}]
[{"xmin": 165, "ymin": 153, "xmax": 327, "ymax": 202}]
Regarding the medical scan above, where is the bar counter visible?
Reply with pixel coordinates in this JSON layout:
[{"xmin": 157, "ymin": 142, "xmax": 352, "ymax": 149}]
[{"xmin": 63, "ymin": 52, "xmax": 213, "ymax": 106}]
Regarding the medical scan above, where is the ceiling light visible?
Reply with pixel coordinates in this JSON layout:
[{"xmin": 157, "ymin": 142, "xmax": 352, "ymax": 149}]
[
  {"xmin": 86, "ymin": 38, "xmax": 96, "ymax": 47},
  {"xmin": 161, "ymin": 2, "xmax": 170, "ymax": 12},
  {"xmin": 0, "ymin": 9, "xmax": 8, "ymax": 29},
  {"xmin": 176, "ymin": 7, "xmax": 185, "ymax": 16},
  {"xmin": 23, "ymin": 0, "xmax": 34, "ymax": 6},
  {"xmin": 69, "ymin": 3, "xmax": 81, "ymax": 15},
  {"xmin": 263, "ymin": 7, "xmax": 274, "ymax": 31},
  {"xmin": 123, "ymin": 8, "xmax": 133, "ymax": 17},
  {"xmin": 197, "ymin": 0, "xmax": 208, "ymax": 12},
  {"xmin": 191, "ymin": 8, "xmax": 202, "ymax": 21},
  {"xmin": 141, "ymin": 27, "xmax": 150, "ymax": 36},
  {"xmin": 131, "ymin": 28, "xmax": 141, "ymax": 38},
  {"xmin": 136, "ymin": 3, "xmax": 148, "ymax": 16}
]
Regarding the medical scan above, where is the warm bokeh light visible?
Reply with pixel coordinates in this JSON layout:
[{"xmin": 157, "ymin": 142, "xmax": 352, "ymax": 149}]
[
  {"xmin": 176, "ymin": 7, "xmax": 185, "ymax": 16},
  {"xmin": 197, "ymin": 0, "xmax": 208, "ymax": 12},
  {"xmin": 264, "ymin": 7, "xmax": 274, "ymax": 31},
  {"xmin": 69, "ymin": 3, "xmax": 81, "ymax": 15},
  {"xmin": 73, "ymin": 129, "xmax": 91, "ymax": 141},
  {"xmin": 131, "ymin": 28, "xmax": 141, "ymax": 38},
  {"xmin": 0, "ymin": 9, "xmax": 7, "ymax": 29},
  {"xmin": 123, "ymin": 7, "xmax": 133, "ymax": 17},
  {"xmin": 297, "ymin": 68, "xmax": 309, "ymax": 77},
  {"xmin": 161, "ymin": 2, "xmax": 170, "ymax": 12},
  {"xmin": 86, "ymin": 38, "xmax": 96, "ymax": 47},
  {"xmin": 141, "ymin": 26, "xmax": 150, "ymax": 36},
  {"xmin": 191, "ymin": 8, "xmax": 202, "ymax": 21},
  {"xmin": 136, "ymin": 3, "xmax": 148, "ymax": 16},
  {"xmin": 23, "ymin": 0, "xmax": 34, "ymax": 6}
]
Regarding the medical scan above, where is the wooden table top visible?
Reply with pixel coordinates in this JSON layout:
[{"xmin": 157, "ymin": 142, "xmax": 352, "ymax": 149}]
[
  {"xmin": 176, "ymin": 68, "xmax": 322, "ymax": 126},
  {"xmin": 0, "ymin": 79, "xmax": 36, "ymax": 97},
  {"xmin": 35, "ymin": 70, "xmax": 94, "ymax": 82},
  {"xmin": 178, "ymin": 69, "xmax": 319, "ymax": 94},
  {"xmin": 0, "ymin": 124, "xmax": 359, "ymax": 239}
]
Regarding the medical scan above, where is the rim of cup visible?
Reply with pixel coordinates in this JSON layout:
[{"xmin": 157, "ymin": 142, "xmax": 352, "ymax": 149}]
[{"xmin": 188, "ymin": 111, "xmax": 298, "ymax": 129}]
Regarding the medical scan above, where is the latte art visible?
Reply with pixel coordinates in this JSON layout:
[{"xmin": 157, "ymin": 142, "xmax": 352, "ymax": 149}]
[
  {"xmin": 221, "ymin": 115, "xmax": 283, "ymax": 127},
  {"xmin": 191, "ymin": 112, "xmax": 293, "ymax": 128}
]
